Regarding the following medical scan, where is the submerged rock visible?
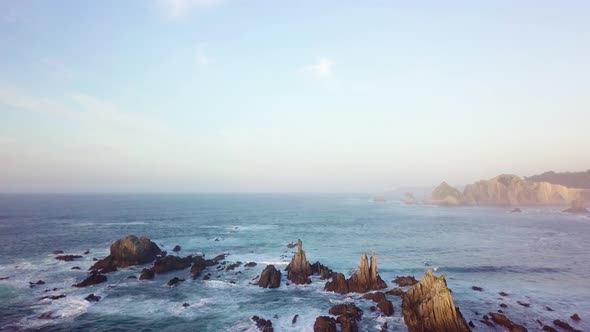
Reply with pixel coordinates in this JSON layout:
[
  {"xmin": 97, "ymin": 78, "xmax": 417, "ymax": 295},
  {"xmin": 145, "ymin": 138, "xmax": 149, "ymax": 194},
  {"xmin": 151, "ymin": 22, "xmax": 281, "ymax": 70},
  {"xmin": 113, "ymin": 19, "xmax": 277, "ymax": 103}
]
[
  {"xmin": 39, "ymin": 294, "xmax": 66, "ymax": 301},
  {"xmin": 90, "ymin": 235, "xmax": 161, "ymax": 272},
  {"xmin": 166, "ymin": 277, "xmax": 185, "ymax": 287},
  {"xmin": 139, "ymin": 268, "xmax": 155, "ymax": 280},
  {"xmin": 516, "ymin": 300, "xmax": 530, "ymax": 307},
  {"xmin": 402, "ymin": 269, "xmax": 471, "ymax": 332},
  {"xmin": 393, "ymin": 275, "xmax": 418, "ymax": 287},
  {"xmin": 52, "ymin": 250, "xmax": 64, "ymax": 255},
  {"xmin": 71, "ymin": 266, "xmax": 81, "ymax": 270},
  {"xmin": 245, "ymin": 262, "xmax": 257, "ymax": 267},
  {"xmin": 511, "ymin": 208, "xmax": 522, "ymax": 213},
  {"xmin": 74, "ymin": 273, "xmax": 107, "ymax": 288},
  {"xmin": 251, "ymin": 315, "xmax": 273, "ymax": 332},
  {"xmin": 314, "ymin": 316, "xmax": 337, "ymax": 332},
  {"xmin": 286, "ymin": 239, "xmax": 313, "ymax": 285},
  {"xmin": 571, "ymin": 313, "xmax": 581, "ymax": 321},
  {"xmin": 55, "ymin": 255, "xmax": 82, "ymax": 261},
  {"xmin": 563, "ymin": 200, "xmax": 589, "ymax": 214},
  {"xmin": 225, "ymin": 261, "xmax": 242, "ymax": 271},
  {"xmin": 471, "ymin": 286, "xmax": 483, "ymax": 291},
  {"xmin": 543, "ymin": 326, "xmax": 558, "ymax": 332},
  {"xmin": 490, "ymin": 313, "xmax": 527, "ymax": 332},
  {"xmin": 363, "ymin": 292, "xmax": 394, "ymax": 316},
  {"xmin": 85, "ymin": 294, "xmax": 101, "ymax": 302},
  {"xmin": 29, "ymin": 280, "xmax": 46, "ymax": 288},
  {"xmin": 258, "ymin": 265, "xmax": 281, "ymax": 288},
  {"xmin": 553, "ymin": 319, "xmax": 581, "ymax": 331},
  {"xmin": 172, "ymin": 245, "xmax": 181, "ymax": 252}
]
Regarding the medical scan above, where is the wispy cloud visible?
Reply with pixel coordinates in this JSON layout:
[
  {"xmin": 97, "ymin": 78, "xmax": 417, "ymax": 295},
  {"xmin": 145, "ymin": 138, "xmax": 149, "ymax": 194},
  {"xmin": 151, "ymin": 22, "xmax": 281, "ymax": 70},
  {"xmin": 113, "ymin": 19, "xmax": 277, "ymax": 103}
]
[
  {"xmin": 301, "ymin": 58, "xmax": 336, "ymax": 79},
  {"xmin": 196, "ymin": 49, "xmax": 210, "ymax": 66},
  {"xmin": 156, "ymin": 0, "xmax": 222, "ymax": 19}
]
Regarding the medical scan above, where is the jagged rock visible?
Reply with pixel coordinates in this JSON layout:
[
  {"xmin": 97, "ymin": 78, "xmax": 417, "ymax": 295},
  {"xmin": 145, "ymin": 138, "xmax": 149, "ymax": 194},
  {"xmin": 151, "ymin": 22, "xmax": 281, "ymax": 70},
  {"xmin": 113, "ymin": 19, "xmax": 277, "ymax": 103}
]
[
  {"xmin": 191, "ymin": 256, "xmax": 208, "ymax": 278},
  {"xmin": 324, "ymin": 272, "xmax": 349, "ymax": 294},
  {"xmin": 127, "ymin": 275, "xmax": 137, "ymax": 279},
  {"xmin": 363, "ymin": 292, "xmax": 394, "ymax": 316},
  {"xmin": 29, "ymin": 280, "xmax": 46, "ymax": 288},
  {"xmin": 468, "ymin": 321, "xmax": 475, "ymax": 328},
  {"xmin": 139, "ymin": 268, "xmax": 155, "ymax": 280},
  {"xmin": 402, "ymin": 270, "xmax": 471, "ymax": 332},
  {"xmin": 212, "ymin": 254, "xmax": 226, "ymax": 262},
  {"xmin": 225, "ymin": 261, "xmax": 242, "ymax": 271},
  {"xmin": 292, "ymin": 314, "xmax": 298, "ymax": 324},
  {"xmin": 39, "ymin": 294, "xmax": 66, "ymax": 301},
  {"xmin": 172, "ymin": 245, "xmax": 181, "ymax": 252},
  {"xmin": 543, "ymin": 326, "xmax": 558, "ymax": 332},
  {"xmin": 393, "ymin": 275, "xmax": 418, "ymax": 287},
  {"xmin": 286, "ymin": 242, "xmax": 297, "ymax": 248},
  {"xmin": 471, "ymin": 286, "xmax": 483, "ymax": 291},
  {"xmin": 500, "ymin": 303, "xmax": 508, "ymax": 308},
  {"xmin": 182, "ymin": 302, "xmax": 190, "ymax": 307},
  {"xmin": 348, "ymin": 253, "xmax": 387, "ymax": 292},
  {"xmin": 83, "ymin": 250, "xmax": 90, "ymax": 255},
  {"xmin": 245, "ymin": 262, "xmax": 257, "ymax": 267},
  {"xmin": 84, "ymin": 294, "xmax": 101, "ymax": 302},
  {"xmin": 545, "ymin": 306, "xmax": 553, "ymax": 311},
  {"xmin": 499, "ymin": 291, "xmax": 509, "ymax": 297},
  {"xmin": 563, "ymin": 199, "xmax": 589, "ymax": 214},
  {"xmin": 166, "ymin": 277, "xmax": 185, "ymax": 287},
  {"xmin": 314, "ymin": 316, "xmax": 337, "ymax": 332},
  {"xmin": 251, "ymin": 315, "xmax": 273, "ymax": 332},
  {"xmin": 153, "ymin": 255, "xmax": 193, "ymax": 274},
  {"xmin": 74, "ymin": 273, "xmax": 107, "ymax": 287},
  {"xmin": 311, "ymin": 261, "xmax": 334, "ymax": 279},
  {"xmin": 90, "ymin": 235, "xmax": 161, "ymax": 272},
  {"xmin": 571, "ymin": 313, "xmax": 581, "ymax": 321},
  {"xmin": 329, "ymin": 304, "xmax": 363, "ymax": 321},
  {"xmin": 490, "ymin": 313, "xmax": 527, "ymax": 332},
  {"xmin": 55, "ymin": 255, "xmax": 83, "ymax": 261},
  {"xmin": 286, "ymin": 239, "xmax": 313, "ymax": 284},
  {"xmin": 516, "ymin": 301, "xmax": 530, "ymax": 307},
  {"xmin": 386, "ymin": 287, "xmax": 404, "ymax": 296},
  {"xmin": 337, "ymin": 315, "xmax": 358, "ymax": 332},
  {"xmin": 258, "ymin": 265, "xmax": 281, "ymax": 288},
  {"xmin": 553, "ymin": 319, "xmax": 582, "ymax": 331}
]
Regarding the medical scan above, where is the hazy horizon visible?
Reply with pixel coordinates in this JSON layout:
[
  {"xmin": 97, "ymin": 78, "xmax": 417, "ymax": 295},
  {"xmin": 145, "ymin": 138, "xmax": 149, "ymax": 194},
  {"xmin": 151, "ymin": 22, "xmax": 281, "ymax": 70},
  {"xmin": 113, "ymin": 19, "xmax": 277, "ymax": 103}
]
[{"xmin": 1, "ymin": 1, "xmax": 589, "ymax": 193}]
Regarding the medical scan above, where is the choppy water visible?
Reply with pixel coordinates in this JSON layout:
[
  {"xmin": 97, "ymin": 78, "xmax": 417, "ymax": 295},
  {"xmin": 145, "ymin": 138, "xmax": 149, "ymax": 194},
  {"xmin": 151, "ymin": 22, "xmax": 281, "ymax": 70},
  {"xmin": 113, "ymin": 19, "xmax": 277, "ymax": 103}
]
[{"xmin": 0, "ymin": 194, "xmax": 588, "ymax": 331}]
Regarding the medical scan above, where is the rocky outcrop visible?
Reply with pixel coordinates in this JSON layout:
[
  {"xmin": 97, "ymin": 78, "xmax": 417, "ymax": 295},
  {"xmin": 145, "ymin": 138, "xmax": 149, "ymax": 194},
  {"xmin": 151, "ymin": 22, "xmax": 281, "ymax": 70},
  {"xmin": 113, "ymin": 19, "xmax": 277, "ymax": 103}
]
[
  {"xmin": 286, "ymin": 239, "xmax": 313, "ymax": 284},
  {"xmin": 190, "ymin": 256, "xmax": 208, "ymax": 278},
  {"xmin": 172, "ymin": 245, "xmax": 181, "ymax": 252},
  {"xmin": 258, "ymin": 265, "xmax": 281, "ymax": 288},
  {"xmin": 74, "ymin": 273, "xmax": 107, "ymax": 288},
  {"xmin": 393, "ymin": 275, "xmax": 418, "ymax": 287},
  {"xmin": 55, "ymin": 255, "xmax": 82, "ymax": 261},
  {"xmin": 526, "ymin": 170, "xmax": 590, "ymax": 189},
  {"xmin": 314, "ymin": 316, "xmax": 337, "ymax": 332},
  {"xmin": 402, "ymin": 269, "xmax": 471, "ymax": 332},
  {"xmin": 166, "ymin": 277, "xmax": 185, "ymax": 287},
  {"xmin": 386, "ymin": 287, "xmax": 404, "ymax": 296},
  {"xmin": 139, "ymin": 268, "xmax": 155, "ymax": 280},
  {"xmin": 490, "ymin": 313, "xmax": 527, "ymax": 332},
  {"xmin": 553, "ymin": 319, "xmax": 582, "ymax": 332},
  {"xmin": 430, "ymin": 175, "xmax": 588, "ymax": 206},
  {"xmin": 153, "ymin": 255, "xmax": 193, "ymax": 274},
  {"xmin": 311, "ymin": 261, "xmax": 334, "ymax": 279},
  {"xmin": 325, "ymin": 253, "xmax": 386, "ymax": 294},
  {"xmin": 251, "ymin": 315, "xmax": 273, "ymax": 332},
  {"xmin": 363, "ymin": 292, "xmax": 394, "ymax": 316},
  {"xmin": 90, "ymin": 235, "xmax": 161, "ymax": 272},
  {"xmin": 329, "ymin": 304, "xmax": 363, "ymax": 332},
  {"xmin": 84, "ymin": 294, "xmax": 101, "ymax": 302}
]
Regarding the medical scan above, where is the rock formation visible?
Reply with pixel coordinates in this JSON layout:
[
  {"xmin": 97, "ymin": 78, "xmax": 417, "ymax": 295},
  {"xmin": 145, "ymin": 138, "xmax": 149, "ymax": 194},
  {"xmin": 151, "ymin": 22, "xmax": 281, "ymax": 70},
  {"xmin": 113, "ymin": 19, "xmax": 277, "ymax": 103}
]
[
  {"xmin": 526, "ymin": 170, "xmax": 590, "ymax": 189},
  {"xmin": 55, "ymin": 255, "xmax": 82, "ymax": 261},
  {"xmin": 90, "ymin": 235, "xmax": 161, "ymax": 272},
  {"xmin": 74, "ymin": 273, "xmax": 107, "ymax": 288},
  {"xmin": 314, "ymin": 316, "xmax": 337, "ymax": 332},
  {"xmin": 402, "ymin": 269, "xmax": 471, "ymax": 332},
  {"xmin": 325, "ymin": 253, "xmax": 386, "ymax": 294},
  {"xmin": 84, "ymin": 294, "xmax": 101, "ymax": 302},
  {"xmin": 311, "ymin": 261, "xmax": 334, "ymax": 279},
  {"xmin": 251, "ymin": 315, "xmax": 273, "ymax": 332},
  {"xmin": 393, "ymin": 275, "xmax": 418, "ymax": 287},
  {"xmin": 490, "ymin": 313, "xmax": 527, "ymax": 332},
  {"xmin": 153, "ymin": 255, "xmax": 194, "ymax": 274},
  {"xmin": 431, "ymin": 182, "xmax": 464, "ymax": 206},
  {"xmin": 139, "ymin": 268, "xmax": 155, "ymax": 280},
  {"xmin": 258, "ymin": 265, "xmax": 281, "ymax": 288},
  {"xmin": 286, "ymin": 239, "xmax": 313, "ymax": 284},
  {"xmin": 363, "ymin": 292, "xmax": 394, "ymax": 316}
]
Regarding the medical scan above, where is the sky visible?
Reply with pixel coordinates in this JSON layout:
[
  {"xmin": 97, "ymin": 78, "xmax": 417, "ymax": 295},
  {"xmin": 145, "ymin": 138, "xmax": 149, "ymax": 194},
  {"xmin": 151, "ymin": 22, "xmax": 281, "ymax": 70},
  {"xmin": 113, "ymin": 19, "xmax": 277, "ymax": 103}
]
[{"xmin": 0, "ymin": 0, "xmax": 589, "ymax": 193}]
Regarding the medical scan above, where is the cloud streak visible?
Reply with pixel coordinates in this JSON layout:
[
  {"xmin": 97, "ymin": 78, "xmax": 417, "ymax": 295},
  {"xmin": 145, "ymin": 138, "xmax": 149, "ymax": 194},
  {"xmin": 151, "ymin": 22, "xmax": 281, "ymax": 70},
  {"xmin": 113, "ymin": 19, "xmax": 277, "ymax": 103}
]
[
  {"xmin": 300, "ymin": 58, "xmax": 336, "ymax": 79},
  {"xmin": 156, "ymin": 0, "xmax": 222, "ymax": 19}
]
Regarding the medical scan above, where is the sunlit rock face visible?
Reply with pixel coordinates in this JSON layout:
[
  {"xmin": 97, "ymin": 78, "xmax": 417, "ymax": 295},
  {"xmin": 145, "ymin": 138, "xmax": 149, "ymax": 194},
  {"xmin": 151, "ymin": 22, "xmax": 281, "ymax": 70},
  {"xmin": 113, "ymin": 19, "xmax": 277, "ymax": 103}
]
[
  {"xmin": 324, "ymin": 253, "xmax": 387, "ymax": 294},
  {"xmin": 286, "ymin": 239, "xmax": 313, "ymax": 285}
]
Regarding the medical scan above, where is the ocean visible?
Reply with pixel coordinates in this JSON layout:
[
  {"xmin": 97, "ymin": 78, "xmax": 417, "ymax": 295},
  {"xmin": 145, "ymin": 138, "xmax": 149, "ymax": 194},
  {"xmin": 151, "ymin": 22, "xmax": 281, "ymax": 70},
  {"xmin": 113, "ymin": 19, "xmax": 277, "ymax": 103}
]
[{"xmin": 0, "ymin": 194, "xmax": 588, "ymax": 331}]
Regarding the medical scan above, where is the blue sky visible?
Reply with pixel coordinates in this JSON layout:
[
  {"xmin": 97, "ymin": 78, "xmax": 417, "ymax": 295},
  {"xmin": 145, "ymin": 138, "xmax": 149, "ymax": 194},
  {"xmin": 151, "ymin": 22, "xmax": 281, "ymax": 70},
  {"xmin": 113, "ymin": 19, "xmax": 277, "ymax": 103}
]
[{"xmin": 1, "ymin": 0, "xmax": 589, "ymax": 192}]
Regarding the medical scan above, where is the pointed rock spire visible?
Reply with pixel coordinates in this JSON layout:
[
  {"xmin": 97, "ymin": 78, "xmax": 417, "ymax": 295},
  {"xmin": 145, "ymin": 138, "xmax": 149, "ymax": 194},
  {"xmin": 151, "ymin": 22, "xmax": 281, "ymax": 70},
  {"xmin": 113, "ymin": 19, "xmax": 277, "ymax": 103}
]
[
  {"xmin": 325, "ymin": 252, "xmax": 387, "ymax": 293},
  {"xmin": 286, "ymin": 239, "xmax": 313, "ymax": 284}
]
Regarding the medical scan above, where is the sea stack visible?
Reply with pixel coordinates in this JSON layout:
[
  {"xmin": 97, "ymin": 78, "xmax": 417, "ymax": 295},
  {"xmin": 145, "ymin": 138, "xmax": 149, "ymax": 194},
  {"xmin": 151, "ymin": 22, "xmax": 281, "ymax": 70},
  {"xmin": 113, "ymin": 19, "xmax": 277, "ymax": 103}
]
[
  {"xmin": 324, "ymin": 252, "xmax": 387, "ymax": 293},
  {"xmin": 90, "ymin": 235, "xmax": 161, "ymax": 273},
  {"xmin": 286, "ymin": 239, "xmax": 313, "ymax": 284},
  {"xmin": 402, "ymin": 269, "xmax": 471, "ymax": 332}
]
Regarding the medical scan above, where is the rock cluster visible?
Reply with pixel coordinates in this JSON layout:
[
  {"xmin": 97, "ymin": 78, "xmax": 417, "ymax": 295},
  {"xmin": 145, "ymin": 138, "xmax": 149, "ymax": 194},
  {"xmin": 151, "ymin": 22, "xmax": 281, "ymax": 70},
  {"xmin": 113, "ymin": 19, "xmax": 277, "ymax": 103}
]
[
  {"xmin": 490, "ymin": 313, "xmax": 527, "ymax": 332},
  {"xmin": 90, "ymin": 235, "xmax": 161, "ymax": 272},
  {"xmin": 401, "ymin": 269, "xmax": 471, "ymax": 332},
  {"xmin": 251, "ymin": 315, "xmax": 273, "ymax": 332},
  {"xmin": 258, "ymin": 265, "xmax": 281, "ymax": 288},
  {"xmin": 363, "ymin": 292, "xmax": 394, "ymax": 316},
  {"xmin": 324, "ymin": 253, "xmax": 387, "ymax": 294}
]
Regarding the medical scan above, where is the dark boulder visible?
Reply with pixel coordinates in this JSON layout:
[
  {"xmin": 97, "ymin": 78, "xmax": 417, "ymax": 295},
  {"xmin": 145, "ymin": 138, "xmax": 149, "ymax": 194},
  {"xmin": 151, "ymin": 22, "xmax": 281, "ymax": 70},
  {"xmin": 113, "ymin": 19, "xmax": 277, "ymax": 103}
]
[
  {"xmin": 553, "ymin": 319, "xmax": 582, "ymax": 331},
  {"xmin": 393, "ymin": 275, "xmax": 418, "ymax": 287},
  {"xmin": 127, "ymin": 275, "xmax": 137, "ymax": 279},
  {"xmin": 471, "ymin": 286, "xmax": 483, "ymax": 291},
  {"xmin": 182, "ymin": 303, "xmax": 190, "ymax": 307},
  {"xmin": 402, "ymin": 270, "xmax": 471, "ymax": 332},
  {"xmin": 511, "ymin": 208, "xmax": 522, "ymax": 213},
  {"xmin": 71, "ymin": 266, "xmax": 81, "ymax": 270},
  {"xmin": 29, "ymin": 280, "xmax": 46, "ymax": 288},
  {"xmin": 90, "ymin": 235, "xmax": 161, "ymax": 272},
  {"xmin": 225, "ymin": 261, "xmax": 242, "ymax": 271},
  {"xmin": 55, "ymin": 255, "xmax": 83, "ymax": 262},
  {"xmin": 153, "ymin": 255, "xmax": 193, "ymax": 274},
  {"xmin": 324, "ymin": 272, "xmax": 348, "ymax": 294},
  {"xmin": 499, "ymin": 291, "xmax": 509, "ymax": 297},
  {"xmin": 191, "ymin": 256, "xmax": 208, "ymax": 278},
  {"xmin": 139, "ymin": 268, "xmax": 155, "ymax": 280},
  {"xmin": 337, "ymin": 315, "xmax": 358, "ymax": 332},
  {"xmin": 53, "ymin": 250, "xmax": 65, "ymax": 255},
  {"xmin": 212, "ymin": 254, "xmax": 226, "ymax": 262},
  {"xmin": 329, "ymin": 304, "xmax": 363, "ymax": 321},
  {"xmin": 314, "ymin": 316, "xmax": 337, "ymax": 332},
  {"xmin": 251, "ymin": 315, "xmax": 273, "ymax": 332},
  {"xmin": 363, "ymin": 292, "xmax": 394, "ymax": 316},
  {"xmin": 571, "ymin": 313, "xmax": 581, "ymax": 321},
  {"xmin": 311, "ymin": 261, "xmax": 334, "ymax": 279},
  {"xmin": 74, "ymin": 273, "xmax": 107, "ymax": 288},
  {"xmin": 258, "ymin": 265, "xmax": 281, "ymax": 288},
  {"xmin": 543, "ymin": 326, "xmax": 558, "ymax": 332},
  {"xmin": 39, "ymin": 294, "xmax": 66, "ymax": 301},
  {"xmin": 516, "ymin": 301, "xmax": 530, "ymax": 307},
  {"xmin": 292, "ymin": 314, "xmax": 298, "ymax": 324},
  {"xmin": 245, "ymin": 262, "xmax": 257, "ymax": 267},
  {"xmin": 385, "ymin": 287, "xmax": 404, "ymax": 296},
  {"xmin": 172, "ymin": 245, "xmax": 181, "ymax": 252},
  {"xmin": 166, "ymin": 277, "xmax": 185, "ymax": 287},
  {"xmin": 85, "ymin": 294, "xmax": 101, "ymax": 302},
  {"xmin": 490, "ymin": 313, "xmax": 527, "ymax": 332}
]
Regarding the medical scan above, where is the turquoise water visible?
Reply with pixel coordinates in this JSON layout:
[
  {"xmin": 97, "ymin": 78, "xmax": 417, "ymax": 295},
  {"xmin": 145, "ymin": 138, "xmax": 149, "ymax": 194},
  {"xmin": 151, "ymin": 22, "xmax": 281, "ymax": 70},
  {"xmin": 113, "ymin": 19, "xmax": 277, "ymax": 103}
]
[{"xmin": 0, "ymin": 194, "xmax": 588, "ymax": 331}]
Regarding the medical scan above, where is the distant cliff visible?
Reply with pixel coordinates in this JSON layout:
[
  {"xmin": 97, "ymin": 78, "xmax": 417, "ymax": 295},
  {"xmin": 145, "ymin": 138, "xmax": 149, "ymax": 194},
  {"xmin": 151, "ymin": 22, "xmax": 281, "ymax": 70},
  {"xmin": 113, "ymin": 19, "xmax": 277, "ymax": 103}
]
[
  {"xmin": 525, "ymin": 170, "xmax": 590, "ymax": 189},
  {"xmin": 429, "ymin": 174, "xmax": 588, "ymax": 207}
]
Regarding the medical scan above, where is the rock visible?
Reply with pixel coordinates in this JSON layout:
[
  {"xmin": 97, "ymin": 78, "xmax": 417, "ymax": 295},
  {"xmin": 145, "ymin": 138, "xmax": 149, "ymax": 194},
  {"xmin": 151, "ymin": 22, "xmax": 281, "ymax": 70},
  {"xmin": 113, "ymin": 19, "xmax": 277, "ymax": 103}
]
[
  {"xmin": 225, "ymin": 261, "xmax": 242, "ymax": 271},
  {"xmin": 251, "ymin": 315, "xmax": 273, "ymax": 332},
  {"xmin": 543, "ymin": 326, "xmax": 558, "ymax": 332},
  {"xmin": 468, "ymin": 321, "xmax": 475, "ymax": 328},
  {"xmin": 393, "ymin": 275, "xmax": 418, "ymax": 287},
  {"xmin": 431, "ymin": 181, "xmax": 464, "ymax": 206},
  {"xmin": 545, "ymin": 306, "xmax": 554, "ymax": 311},
  {"xmin": 500, "ymin": 303, "xmax": 508, "ymax": 308},
  {"xmin": 516, "ymin": 300, "xmax": 530, "ymax": 307},
  {"xmin": 74, "ymin": 273, "xmax": 107, "ymax": 287},
  {"xmin": 386, "ymin": 287, "xmax": 404, "ymax": 296},
  {"xmin": 286, "ymin": 239, "xmax": 313, "ymax": 285},
  {"xmin": 39, "ymin": 294, "xmax": 66, "ymax": 301},
  {"xmin": 329, "ymin": 304, "xmax": 363, "ymax": 321},
  {"xmin": 363, "ymin": 292, "xmax": 394, "ymax": 316},
  {"xmin": 139, "ymin": 268, "xmax": 155, "ymax": 280},
  {"xmin": 71, "ymin": 266, "xmax": 81, "ymax": 270},
  {"xmin": 553, "ymin": 319, "xmax": 581, "ymax": 331},
  {"xmin": 85, "ymin": 294, "xmax": 101, "ymax": 302},
  {"xmin": 166, "ymin": 277, "xmax": 185, "ymax": 287},
  {"xmin": 258, "ymin": 265, "xmax": 281, "ymax": 288},
  {"xmin": 286, "ymin": 242, "xmax": 297, "ymax": 249},
  {"xmin": 347, "ymin": 253, "xmax": 387, "ymax": 293},
  {"xmin": 480, "ymin": 320, "xmax": 495, "ymax": 327},
  {"xmin": 29, "ymin": 280, "xmax": 46, "ymax": 288},
  {"xmin": 0, "ymin": 277, "xmax": 9, "ymax": 280},
  {"xmin": 563, "ymin": 200, "xmax": 589, "ymax": 214},
  {"xmin": 314, "ymin": 316, "xmax": 337, "ymax": 332},
  {"xmin": 337, "ymin": 315, "xmax": 358, "ymax": 332},
  {"xmin": 52, "ymin": 250, "xmax": 64, "ymax": 255},
  {"xmin": 55, "ymin": 255, "xmax": 83, "ymax": 261},
  {"xmin": 292, "ymin": 314, "xmax": 298, "ymax": 324},
  {"xmin": 190, "ymin": 256, "xmax": 208, "ymax": 278},
  {"xmin": 172, "ymin": 245, "xmax": 181, "ymax": 252},
  {"xmin": 402, "ymin": 269, "xmax": 471, "ymax": 332},
  {"xmin": 182, "ymin": 302, "xmax": 190, "ymax": 307},
  {"xmin": 127, "ymin": 275, "xmax": 137, "ymax": 279},
  {"xmin": 212, "ymin": 254, "xmax": 226, "ymax": 262},
  {"xmin": 571, "ymin": 313, "xmax": 581, "ymax": 321},
  {"xmin": 83, "ymin": 250, "xmax": 90, "ymax": 255},
  {"xmin": 490, "ymin": 313, "xmax": 527, "ymax": 332},
  {"xmin": 511, "ymin": 208, "xmax": 522, "ymax": 213},
  {"xmin": 324, "ymin": 272, "xmax": 349, "ymax": 294},
  {"xmin": 311, "ymin": 261, "xmax": 334, "ymax": 279},
  {"xmin": 153, "ymin": 255, "xmax": 193, "ymax": 274},
  {"xmin": 90, "ymin": 235, "xmax": 161, "ymax": 273},
  {"xmin": 38, "ymin": 312, "xmax": 56, "ymax": 319},
  {"xmin": 245, "ymin": 262, "xmax": 257, "ymax": 267},
  {"xmin": 471, "ymin": 286, "xmax": 483, "ymax": 291},
  {"xmin": 499, "ymin": 291, "xmax": 509, "ymax": 297}
]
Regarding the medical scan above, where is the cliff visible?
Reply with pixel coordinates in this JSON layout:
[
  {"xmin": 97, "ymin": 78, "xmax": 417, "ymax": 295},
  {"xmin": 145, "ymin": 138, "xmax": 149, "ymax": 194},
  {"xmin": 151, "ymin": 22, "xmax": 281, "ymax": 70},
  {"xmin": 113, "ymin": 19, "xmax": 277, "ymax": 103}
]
[{"xmin": 526, "ymin": 170, "xmax": 590, "ymax": 189}]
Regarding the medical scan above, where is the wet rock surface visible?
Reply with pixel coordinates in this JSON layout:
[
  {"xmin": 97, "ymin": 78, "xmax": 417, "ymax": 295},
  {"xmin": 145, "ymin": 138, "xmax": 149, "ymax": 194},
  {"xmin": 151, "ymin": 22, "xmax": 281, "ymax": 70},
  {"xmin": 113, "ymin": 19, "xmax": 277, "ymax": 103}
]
[
  {"xmin": 90, "ymin": 235, "xmax": 161, "ymax": 272},
  {"xmin": 251, "ymin": 315, "xmax": 273, "ymax": 332},
  {"xmin": 84, "ymin": 294, "xmax": 101, "ymax": 302},
  {"xmin": 314, "ymin": 316, "xmax": 337, "ymax": 332},
  {"xmin": 385, "ymin": 287, "xmax": 404, "ymax": 296},
  {"xmin": 325, "ymin": 253, "xmax": 387, "ymax": 293},
  {"xmin": 363, "ymin": 292, "xmax": 394, "ymax": 316},
  {"xmin": 490, "ymin": 312, "xmax": 527, "ymax": 332},
  {"xmin": 258, "ymin": 265, "xmax": 281, "ymax": 288},
  {"xmin": 286, "ymin": 239, "xmax": 313, "ymax": 284},
  {"xmin": 139, "ymin": 268, "xmax": 155, "ymax": 280},
  {"xmin": 55, "ymin": 255, "xmax": 83, "ymax": 261},
  {"xmin": 393, "ymin": 275, "xmax": 419, "ymax": 287},
  {"xmin": 74, "ymin": 273, "xmax": 107, "ymax": 288}
]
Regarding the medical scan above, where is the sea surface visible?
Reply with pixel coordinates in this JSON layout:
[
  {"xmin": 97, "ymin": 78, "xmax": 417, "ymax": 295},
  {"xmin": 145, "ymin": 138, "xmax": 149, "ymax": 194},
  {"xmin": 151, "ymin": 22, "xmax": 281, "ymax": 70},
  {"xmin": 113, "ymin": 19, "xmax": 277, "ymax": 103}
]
[{"xmin": 0, "ymin": 194, "xmax": 589, "ymax": 331}]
